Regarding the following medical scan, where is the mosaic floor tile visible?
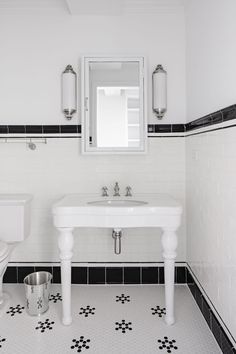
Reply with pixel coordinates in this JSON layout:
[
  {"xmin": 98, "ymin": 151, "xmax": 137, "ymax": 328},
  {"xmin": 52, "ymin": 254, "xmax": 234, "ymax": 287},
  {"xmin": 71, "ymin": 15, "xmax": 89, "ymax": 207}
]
[{"xmin": 0, "ymin": 284, "xmax": 222, "ymax": 353}]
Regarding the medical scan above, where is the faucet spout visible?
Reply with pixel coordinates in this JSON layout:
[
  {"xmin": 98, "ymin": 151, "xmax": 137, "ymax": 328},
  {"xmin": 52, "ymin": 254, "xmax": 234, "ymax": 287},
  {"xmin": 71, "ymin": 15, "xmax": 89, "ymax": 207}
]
[{"xmin": 113, "ymin": 182, "xmax": 120, "ymax": 197}]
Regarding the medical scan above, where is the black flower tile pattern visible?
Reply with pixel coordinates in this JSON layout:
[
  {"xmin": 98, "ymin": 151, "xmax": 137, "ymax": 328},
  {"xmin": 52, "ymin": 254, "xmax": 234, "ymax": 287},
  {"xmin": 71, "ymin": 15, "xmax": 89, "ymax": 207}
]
[
  {"xmin": 79, "ymin": 306, "xmax": 95, "ymax": 318},
  {"xmin": 115, "ymin": 320, "xmax": 132, "ymax": 333},
  {"xmin": 116, "ymin": 294, "xmax": 130, "ymax": 304},
  {"xmin": 35, "ymin": 319, "xmax": 55, "ymax": 333},
  {"xmin": 158, "ymin": 337, "xmax": 178, "ymax": 353},
  {"xmin": 6, "ymin": 304, "xmax": 24, "ymax": 316},
  {"xmin": 49, "ymin": 292, "xmax": 62, "ymax": 303},
  {"xmin": 71, "ymin": 337, "xmax": 90, "ymax": 352},
  {"xmin": 0, "ymin": 337, "xmax": 6, "ymax": 349},
  {"xmin": 151, "ymin": 305, "xmax": 166, "ymax": 317}
]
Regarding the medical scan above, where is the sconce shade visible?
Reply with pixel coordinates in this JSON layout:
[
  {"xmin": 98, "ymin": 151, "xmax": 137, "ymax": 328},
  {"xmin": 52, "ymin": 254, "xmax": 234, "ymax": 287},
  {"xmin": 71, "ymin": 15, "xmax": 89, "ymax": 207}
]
[
  {"xmin": 62, "ymin": 65, "xmax": 77, "ymax": 120},
  {"xmin": 152, "ymin": 64, "xmax": 167, "ymax": 119}
]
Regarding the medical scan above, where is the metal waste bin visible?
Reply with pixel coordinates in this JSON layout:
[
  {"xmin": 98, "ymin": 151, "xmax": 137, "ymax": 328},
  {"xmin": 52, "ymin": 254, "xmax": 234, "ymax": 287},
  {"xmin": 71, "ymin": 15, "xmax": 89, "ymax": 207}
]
[{"xmin": 24, "ymin": 271, "xmax": 52, "ymax": 316}]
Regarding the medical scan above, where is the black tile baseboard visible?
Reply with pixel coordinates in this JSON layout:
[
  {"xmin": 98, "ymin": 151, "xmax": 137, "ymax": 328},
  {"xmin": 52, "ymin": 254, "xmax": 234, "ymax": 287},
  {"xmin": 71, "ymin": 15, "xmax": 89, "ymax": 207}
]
[
  {"xmin": 3, "ymin": 265, "xmax": 187, "ymax": 285},
  {"xmin": 3, "ymin": 264, "xmax": 235, "ymax": 351},
  {"xmin": 187, "ymin": 267, "xmax": 236, "ymax": 354}
]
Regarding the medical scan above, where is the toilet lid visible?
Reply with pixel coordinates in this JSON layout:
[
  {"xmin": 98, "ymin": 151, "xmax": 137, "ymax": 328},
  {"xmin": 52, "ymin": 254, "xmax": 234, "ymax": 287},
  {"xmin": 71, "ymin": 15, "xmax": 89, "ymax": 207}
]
[{"xmin": 0, "ymin": 241, "xmax": 8, "ymax": 258}]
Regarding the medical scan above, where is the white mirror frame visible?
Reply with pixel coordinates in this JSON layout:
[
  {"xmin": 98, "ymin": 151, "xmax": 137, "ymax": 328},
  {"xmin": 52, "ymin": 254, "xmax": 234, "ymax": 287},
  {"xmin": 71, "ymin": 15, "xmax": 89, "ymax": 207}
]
[{"xmin": 81, "ymin": 56, "xmax": 147, "ymax": 154}]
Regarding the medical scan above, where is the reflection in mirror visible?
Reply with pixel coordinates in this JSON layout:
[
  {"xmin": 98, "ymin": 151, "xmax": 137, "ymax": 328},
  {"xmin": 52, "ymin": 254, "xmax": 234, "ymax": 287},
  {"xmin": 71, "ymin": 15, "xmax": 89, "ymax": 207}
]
[{"xmin": 82, "ymin": 57, "xmax": 146, "ymax": 154}]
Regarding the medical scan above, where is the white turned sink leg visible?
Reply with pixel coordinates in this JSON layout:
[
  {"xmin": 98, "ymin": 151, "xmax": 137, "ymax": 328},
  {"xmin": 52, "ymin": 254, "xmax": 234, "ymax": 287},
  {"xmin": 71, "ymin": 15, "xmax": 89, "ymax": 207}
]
[
  {"xmin": 161, "ymin": 227, "xmax": 178, "ymax": 325},
  {"xmin": 57, "ymin": 227, "xmax": 74, "ymax": 326}
]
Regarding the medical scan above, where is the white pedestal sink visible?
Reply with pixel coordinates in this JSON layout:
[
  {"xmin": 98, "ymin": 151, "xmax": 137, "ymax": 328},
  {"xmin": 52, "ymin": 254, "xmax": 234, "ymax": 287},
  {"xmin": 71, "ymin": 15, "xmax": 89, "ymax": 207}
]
[{"xmin": 52, "ymin": 194, "xmax": 182, "ymax": 326}]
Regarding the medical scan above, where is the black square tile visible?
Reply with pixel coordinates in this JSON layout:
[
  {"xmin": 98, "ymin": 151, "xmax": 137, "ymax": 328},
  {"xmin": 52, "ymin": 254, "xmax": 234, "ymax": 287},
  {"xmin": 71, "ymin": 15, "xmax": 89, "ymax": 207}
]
[
  {"xmin": 17, "ymin": 266, "xmax": 35, "ymax": 283},
  {"xmin": 52, "ymin": 266, "xmax": 61, "ymax": 283},
  {"xmin": 25, "ymin": 125, "xmax": 43, "ymax": 134},
  {"xmin": 89, "ymin": 267, "xmax": 105, "ymax": 284},
  {"xmin": 221, "ymin": 329, "xmax": 235, "ymax": 354},
  {"xmin": 175, "ymin": 267, "xmax": 186, "ymax": 283},
  {"xmin": 202, "ymin": 297, "xmax": 211, "ymax": 328},
  {"xmin": 8, "ymin": 125, "xmax": 26, "ymax": 134},
  {"xmin": 186, "ymin": 269, "xmax": 194, "ymax": 284},
  {"xmin": 72, "ymin": 267, "xmax": 87, "ymax": 284},
  {"xmin": 0, "ymin": 125, "xmax": 8, "ymax": 134},
  {"xmin": 141, "ymin": 267, "xmax": 158, "ymax": 284},
  {"xmin": 35, "ymin": 266, "xmax": 53, "ymax": 278},
  {"xmin": 158, "ymin": 267, "xmax": 164, "ymax": 284},
  {"xmin": 124, "ymin": 267, "xmax": 140, "ymax": 284},
  {"xmin": 195, "ymin": 286, "xmax": 202, "ymax": 310},
  {"xmin": 106, "ymin": 267, "xmax": 123, "ymax": 284},
  {"xmin": 212, "ymin": 314, "xmax": 222, "ymax": 348},
  {"xmin": 3, "ymin": 266, "xmax": 17, "ymax": 283}
]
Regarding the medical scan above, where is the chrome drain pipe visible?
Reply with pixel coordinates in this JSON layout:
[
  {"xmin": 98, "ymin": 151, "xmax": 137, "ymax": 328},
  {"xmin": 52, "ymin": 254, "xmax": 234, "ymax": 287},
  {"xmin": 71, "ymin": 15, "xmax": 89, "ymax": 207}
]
[{"xmin": 112, "ymin": 229, "xmax": 122, "ymax": 255}]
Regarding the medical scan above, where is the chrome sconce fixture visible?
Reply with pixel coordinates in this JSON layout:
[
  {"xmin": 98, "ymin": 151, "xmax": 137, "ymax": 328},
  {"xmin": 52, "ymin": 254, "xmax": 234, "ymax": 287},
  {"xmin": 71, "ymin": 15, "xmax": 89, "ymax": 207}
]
[
  {"xmin": 152, "ymin": 64, "xmax": 167, "ymax": 119},
  {"xmin": 62, "ymin": 65, "xmax": 77, "ymax": 120}
]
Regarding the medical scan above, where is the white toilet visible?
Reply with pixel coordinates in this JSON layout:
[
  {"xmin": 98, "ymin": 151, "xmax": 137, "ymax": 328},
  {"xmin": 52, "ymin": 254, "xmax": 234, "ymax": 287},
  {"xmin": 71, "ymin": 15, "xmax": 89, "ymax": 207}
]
[{"xmin": 0, "ymin": 194, "xmax": 32, "ymax": 311}]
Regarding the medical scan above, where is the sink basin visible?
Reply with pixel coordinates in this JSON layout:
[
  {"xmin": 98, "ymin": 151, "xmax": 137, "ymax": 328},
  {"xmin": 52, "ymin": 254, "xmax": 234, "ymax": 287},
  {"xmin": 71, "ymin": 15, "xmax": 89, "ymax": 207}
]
[{"xmin": 87, "ymin": 199, "xmax": 147, "ymax": 207}]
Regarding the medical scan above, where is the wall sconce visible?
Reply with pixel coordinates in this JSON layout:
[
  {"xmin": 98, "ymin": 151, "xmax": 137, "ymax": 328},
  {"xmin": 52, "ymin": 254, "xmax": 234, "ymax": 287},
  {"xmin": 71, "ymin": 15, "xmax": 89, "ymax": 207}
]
[
  {"xmin": 62, "ymin": 65, "xmax": 77, "ymax": 120},
  {"xmin": 152, "ymin": 64, "xmax": 167, "ymax": 119}
]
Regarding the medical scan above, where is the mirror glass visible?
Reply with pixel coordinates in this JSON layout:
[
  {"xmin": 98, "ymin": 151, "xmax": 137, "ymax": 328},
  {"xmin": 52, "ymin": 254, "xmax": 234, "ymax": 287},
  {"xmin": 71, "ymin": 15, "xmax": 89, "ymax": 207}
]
[{"xmin": 82, "ymin": 57, "xmax": 146, "ymax": 153}]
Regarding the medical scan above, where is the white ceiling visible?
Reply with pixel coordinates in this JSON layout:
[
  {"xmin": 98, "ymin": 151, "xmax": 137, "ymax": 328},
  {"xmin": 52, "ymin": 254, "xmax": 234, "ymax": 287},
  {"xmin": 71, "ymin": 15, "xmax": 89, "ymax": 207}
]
[{"xmin": 0, "ymin": 0, "xmax": 185, "ymax": 15}]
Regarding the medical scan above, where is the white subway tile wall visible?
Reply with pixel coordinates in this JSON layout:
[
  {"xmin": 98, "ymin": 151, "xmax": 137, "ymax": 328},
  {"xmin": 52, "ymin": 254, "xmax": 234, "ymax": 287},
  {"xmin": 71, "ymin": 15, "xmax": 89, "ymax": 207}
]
[
  {"xmin": 186, "ymin": 126, "xmax": 236, "ymax": 340},
  {"xmin": 0, "ymin": 138, "xmax": 186, "ymax": 263}
]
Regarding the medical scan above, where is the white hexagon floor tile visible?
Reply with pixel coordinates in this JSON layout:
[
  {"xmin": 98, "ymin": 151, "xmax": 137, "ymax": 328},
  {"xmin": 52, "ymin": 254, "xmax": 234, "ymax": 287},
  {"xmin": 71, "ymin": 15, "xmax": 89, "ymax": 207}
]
[{"xmin": 0, "ymin": 284, "xmax": 222, "ymax": 353}]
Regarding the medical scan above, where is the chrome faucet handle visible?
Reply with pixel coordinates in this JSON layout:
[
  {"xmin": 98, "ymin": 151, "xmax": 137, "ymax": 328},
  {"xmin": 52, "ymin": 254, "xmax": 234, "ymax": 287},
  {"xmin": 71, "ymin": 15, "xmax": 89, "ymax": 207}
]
[
  {"xmin": 113, "ymin": 182, "xmax": 120, "ymax": 197},
  {"xmin": 102, "ymin": 186, "xmax": 109, "ymax": 197},
  {"xmin": 125, "ymin": 186, "xmax": 132, "ymax": 197}
]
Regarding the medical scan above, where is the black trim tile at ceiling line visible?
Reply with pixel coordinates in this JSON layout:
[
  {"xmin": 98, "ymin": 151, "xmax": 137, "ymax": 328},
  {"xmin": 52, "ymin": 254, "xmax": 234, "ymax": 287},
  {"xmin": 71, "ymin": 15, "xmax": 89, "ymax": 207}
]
[
  {"xmin": 60, "ymin": 125, "xmax": 78, "ymax": 134},
  {"xmin": 202, "ymin": 296, "xmax": 212, "ymax": 329},
  {"xmin": 72, "ymin": 267, "xmax": 87, "ymax": 284},
  {"xmin": 141, "ymin": 267, "xmax": 159, "ymax": 284},
  {"xmin": 25, "ymin": 125, "xmax": 43, "ymax": 134},
  {"xmin": 155, "ymin": 124, "xmax": 171, "ymax": 133},
  {"xmin": 8, "ymin": 125, "xmax": 26, "ymax": 134},
  {"xmin": 211, "ymin": 111, "xmax": 223, "ymax": 125},
  {"xmin": 172, "ymin": 124, "xmax": 185, "ymax": 132},
  {"xmin": 106, "ymin": 267, "xmax": 123, "ymax": 284},
  {"xmin": 42, "ymin": 125, "xmax": 60, "ymax": 134},
  {"xmin": 222, "ymin": 105, "xmax": 236, "ymax": 122},
  {"xmin": 88, "ymin": 267, "xmax": 105, "ymax": 284},
  {"xmin": 124, "ymin": 267, "xmax": 141, "ymax": 284},
  {"xmin": 0, "ymin": 125, "xmax": 8, "ymax": 134}
]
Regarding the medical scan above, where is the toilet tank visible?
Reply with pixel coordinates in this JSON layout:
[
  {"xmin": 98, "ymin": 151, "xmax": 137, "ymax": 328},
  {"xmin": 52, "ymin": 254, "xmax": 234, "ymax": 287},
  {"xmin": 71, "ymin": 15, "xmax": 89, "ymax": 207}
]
[{"xmin": 0, "ymin": 194, "xmax": 32, "ymax": 243}]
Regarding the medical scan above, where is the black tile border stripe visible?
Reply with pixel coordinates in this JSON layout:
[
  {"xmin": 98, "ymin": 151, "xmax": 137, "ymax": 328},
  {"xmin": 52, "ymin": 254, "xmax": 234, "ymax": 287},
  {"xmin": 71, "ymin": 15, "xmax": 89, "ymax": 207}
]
[
  {"xmin": 3, "ymin": 264, "xmax": 235, "ymax": 351},
  {"xmin": 0, "ymin": 104, "xmax": 236, "ymax": 138}
]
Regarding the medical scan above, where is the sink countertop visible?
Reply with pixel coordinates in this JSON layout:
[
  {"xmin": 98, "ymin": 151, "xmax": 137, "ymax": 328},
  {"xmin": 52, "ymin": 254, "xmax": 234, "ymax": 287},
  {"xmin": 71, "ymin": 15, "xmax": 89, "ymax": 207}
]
[{"xmin": 52, "ymin": 193, "xmax": 182, "ymax": 215}]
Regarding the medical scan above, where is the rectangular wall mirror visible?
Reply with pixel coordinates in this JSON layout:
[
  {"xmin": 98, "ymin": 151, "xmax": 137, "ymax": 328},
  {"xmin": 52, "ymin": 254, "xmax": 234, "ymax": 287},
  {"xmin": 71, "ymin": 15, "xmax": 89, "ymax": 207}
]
[{"xmin": 81, "ymin": 56, "xmax": 146, "ymax": 154}]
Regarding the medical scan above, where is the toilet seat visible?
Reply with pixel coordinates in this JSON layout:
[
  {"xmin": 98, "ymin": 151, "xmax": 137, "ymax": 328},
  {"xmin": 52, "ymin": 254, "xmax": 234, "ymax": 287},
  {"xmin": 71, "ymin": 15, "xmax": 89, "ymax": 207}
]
[{"xmin": 0, "ymin": 241, "xmax": 8, "ymax": 260}]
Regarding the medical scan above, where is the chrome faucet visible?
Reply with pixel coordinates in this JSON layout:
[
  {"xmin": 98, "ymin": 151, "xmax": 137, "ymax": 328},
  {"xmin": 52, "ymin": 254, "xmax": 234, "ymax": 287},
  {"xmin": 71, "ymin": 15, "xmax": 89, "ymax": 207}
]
[
  {"xmin": 113, "ymin": 182, "xmax": 120, "ymax": 197},
  {"xmin": 101, "ymin": 186, "xmax": 109, "ymax": 197},
  {"xmin": 125, "ymin": 186, "xmax": 132, "ymax": 197}
]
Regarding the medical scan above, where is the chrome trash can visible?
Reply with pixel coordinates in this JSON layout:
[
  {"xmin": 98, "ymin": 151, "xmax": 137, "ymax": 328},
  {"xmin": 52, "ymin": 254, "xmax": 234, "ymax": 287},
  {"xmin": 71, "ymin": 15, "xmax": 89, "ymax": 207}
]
[{"xmin": 24, "ymin": 271, "xmax": 52, "ymax": 316}]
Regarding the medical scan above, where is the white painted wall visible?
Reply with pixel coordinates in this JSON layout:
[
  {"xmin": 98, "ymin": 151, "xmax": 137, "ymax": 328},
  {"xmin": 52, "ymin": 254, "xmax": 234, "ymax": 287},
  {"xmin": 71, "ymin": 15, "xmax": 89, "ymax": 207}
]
[
  {"xmin": 0, "ymin": 138, "xmax": 186, "ymax": 263},
  {"xmin": 186, "ymin": 0, "xmax": 236, "ymax": 340},
  {"xmin": 185, "ymin": 0, "xmax": 236, "ymax": 122},
  {"xmin": 0, "ymin": 10, "xmax": 186, "ymax": 124}
]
